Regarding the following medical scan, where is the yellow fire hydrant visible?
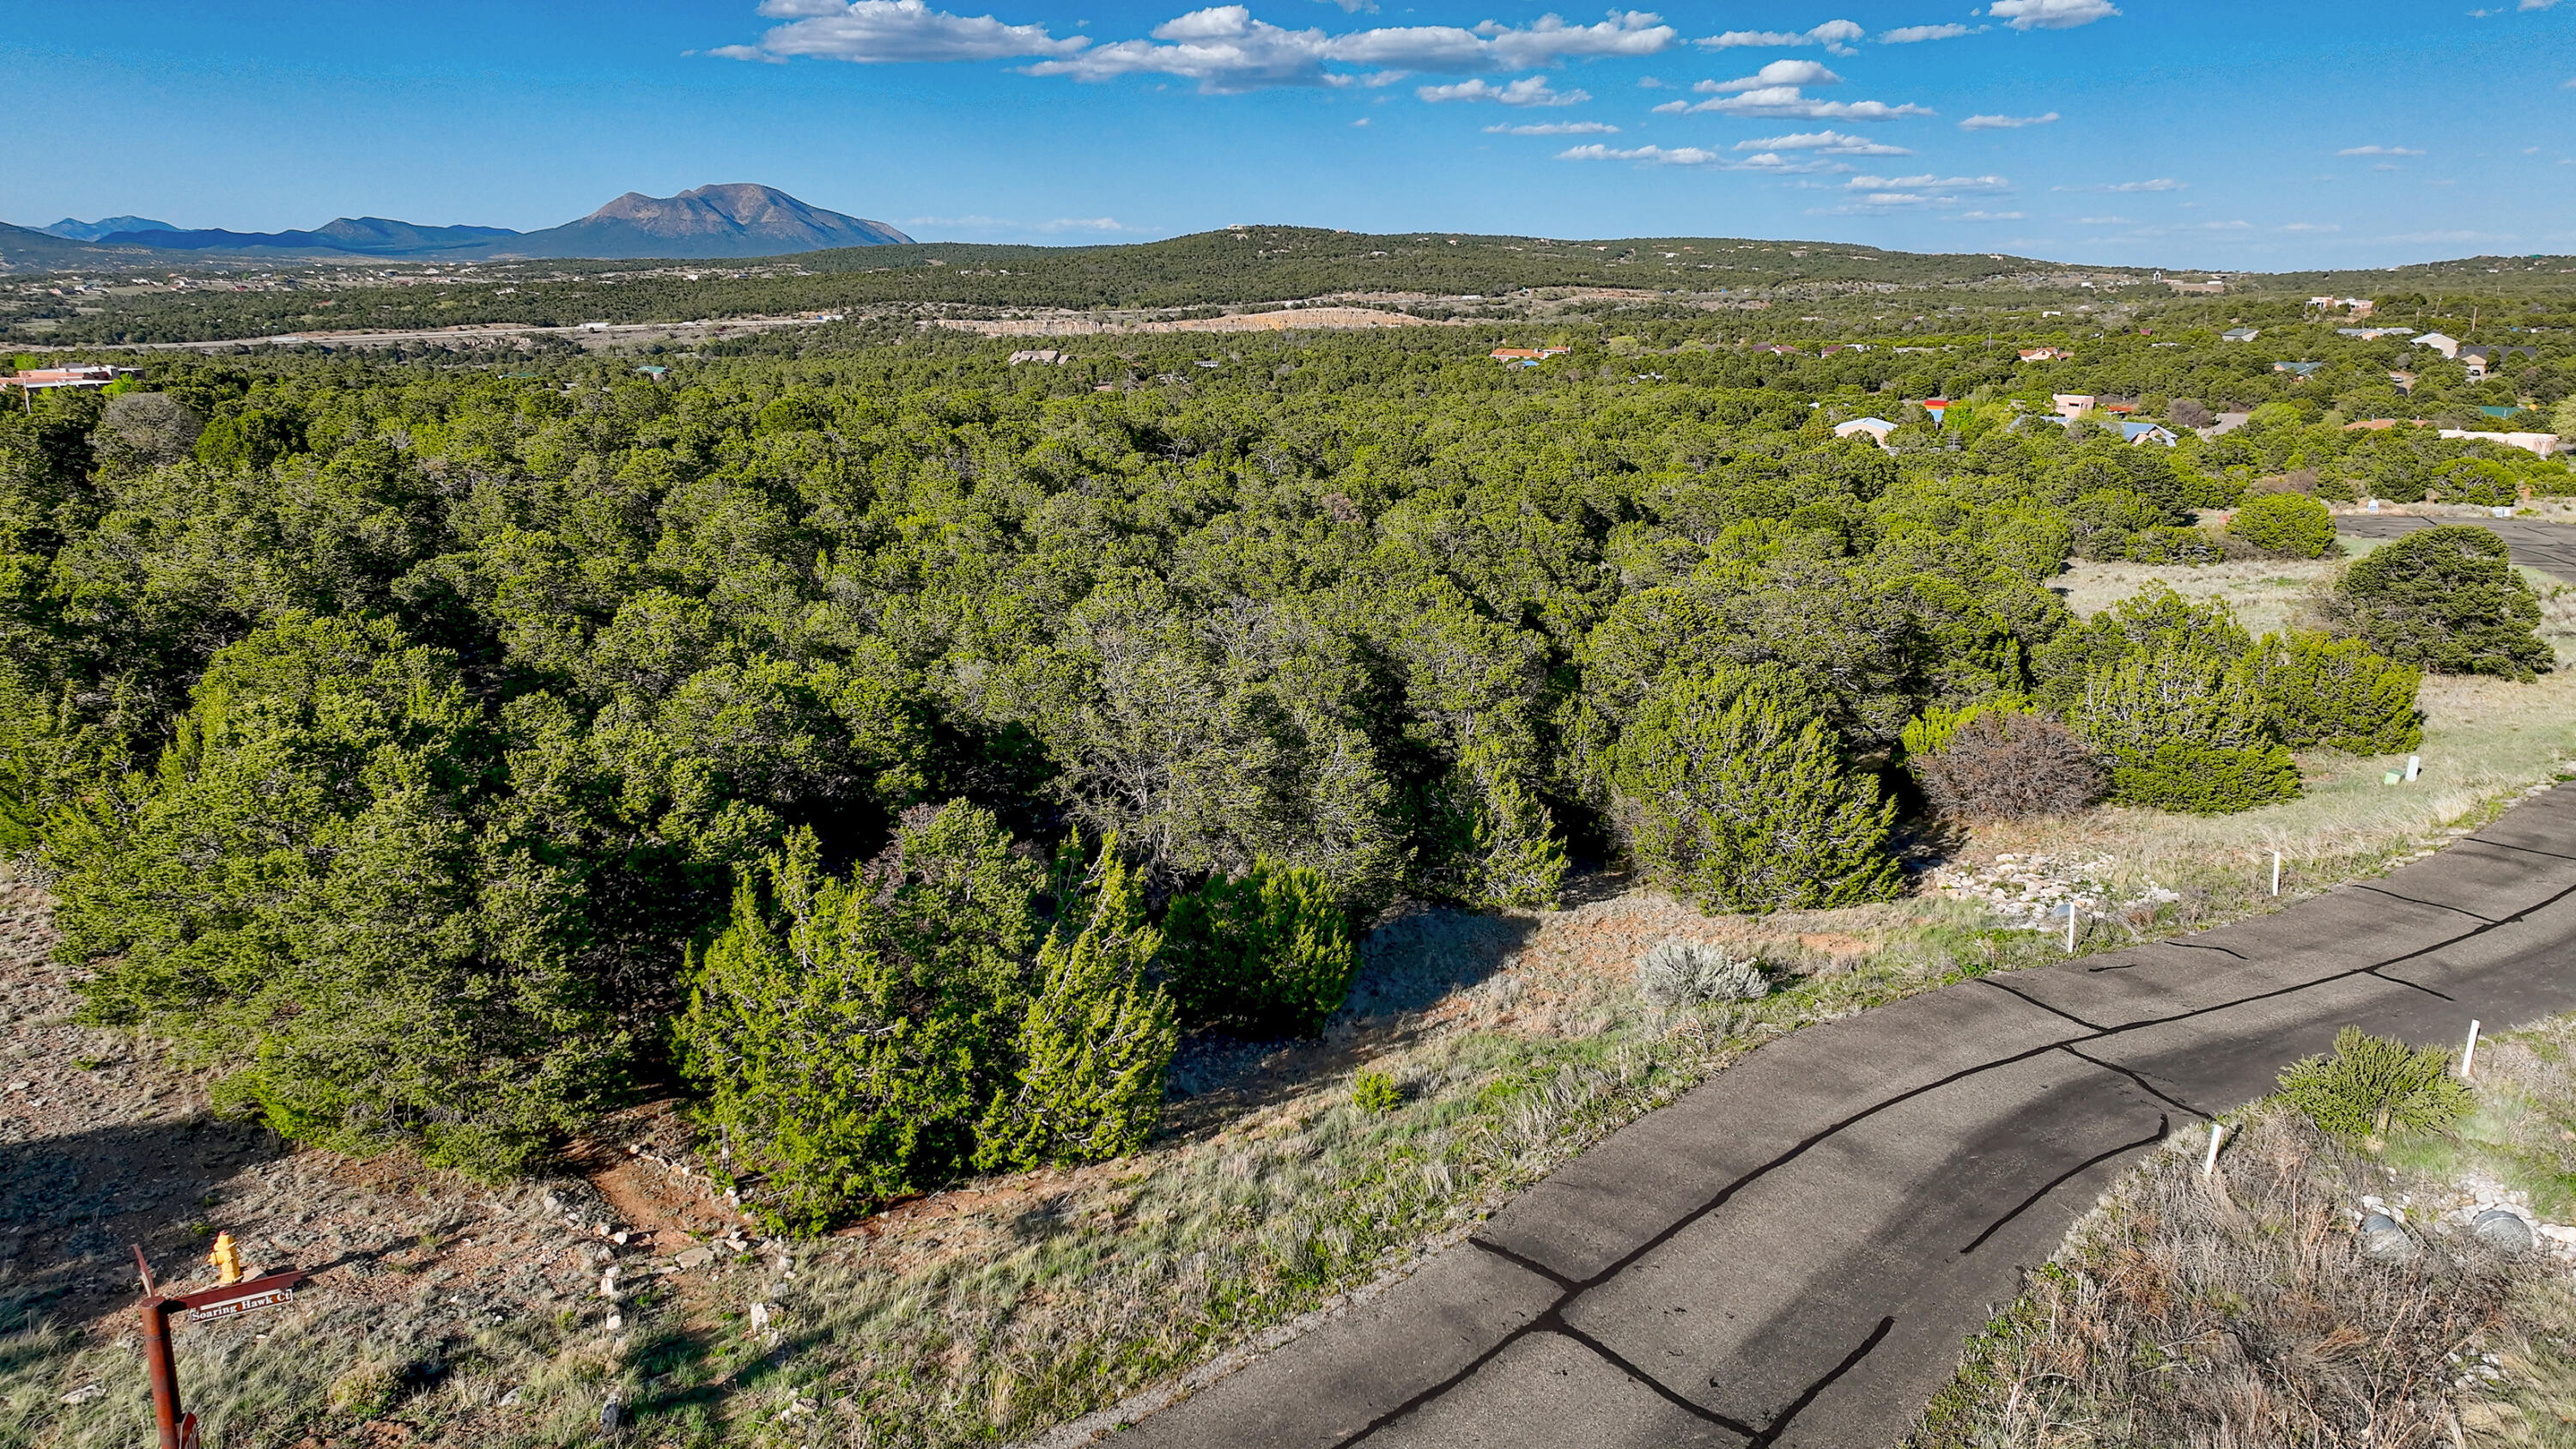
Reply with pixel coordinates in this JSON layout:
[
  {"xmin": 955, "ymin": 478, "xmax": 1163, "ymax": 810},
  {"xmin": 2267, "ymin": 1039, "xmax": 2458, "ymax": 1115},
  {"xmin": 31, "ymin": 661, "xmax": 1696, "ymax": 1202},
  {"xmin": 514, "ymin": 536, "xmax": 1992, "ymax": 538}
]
[{"xmin": 210, "ymin": 1232, "xmax": 242, "ymax": 1286}]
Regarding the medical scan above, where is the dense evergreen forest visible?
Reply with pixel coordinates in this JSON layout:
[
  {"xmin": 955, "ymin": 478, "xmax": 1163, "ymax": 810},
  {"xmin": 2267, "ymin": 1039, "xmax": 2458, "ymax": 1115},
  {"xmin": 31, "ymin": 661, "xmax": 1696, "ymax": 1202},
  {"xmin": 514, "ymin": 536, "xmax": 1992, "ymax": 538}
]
[
  {"xmin": 1, "ymin": 324, "xmax": 2561, "ymax": 1226},
  {"xmin": 12, "ymin": 226, "xmax": 2573, "ymax": 347}
]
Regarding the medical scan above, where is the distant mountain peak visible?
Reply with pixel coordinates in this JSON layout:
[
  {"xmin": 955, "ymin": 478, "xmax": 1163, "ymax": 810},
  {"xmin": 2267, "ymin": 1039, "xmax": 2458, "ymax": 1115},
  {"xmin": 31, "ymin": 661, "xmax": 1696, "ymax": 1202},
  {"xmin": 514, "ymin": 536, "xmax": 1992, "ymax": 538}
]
[
  {"xmin": 551, "ymin": 184, "xmax": 912, "ymax": 253},
  {"xmin": 44, "ymin": 216, "xmax": 177, "ymax": 242}
]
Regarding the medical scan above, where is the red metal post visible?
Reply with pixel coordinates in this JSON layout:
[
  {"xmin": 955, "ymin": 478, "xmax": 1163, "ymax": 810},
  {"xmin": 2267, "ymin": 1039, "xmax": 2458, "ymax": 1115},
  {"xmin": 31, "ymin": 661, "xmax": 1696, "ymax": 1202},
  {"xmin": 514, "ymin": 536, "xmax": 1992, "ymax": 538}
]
[{"xmin": 140, "ymin": 1297, "xmax": 184, "ymax": 1449}]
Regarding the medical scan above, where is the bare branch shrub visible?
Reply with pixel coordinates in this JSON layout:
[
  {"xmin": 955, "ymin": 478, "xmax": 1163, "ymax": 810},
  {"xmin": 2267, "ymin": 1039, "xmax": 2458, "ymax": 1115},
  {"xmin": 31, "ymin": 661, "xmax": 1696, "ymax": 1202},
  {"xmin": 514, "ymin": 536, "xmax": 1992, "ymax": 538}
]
[{"xmin": 1912, "ymin": 712, "xmax": 2105, "ymax": 822}]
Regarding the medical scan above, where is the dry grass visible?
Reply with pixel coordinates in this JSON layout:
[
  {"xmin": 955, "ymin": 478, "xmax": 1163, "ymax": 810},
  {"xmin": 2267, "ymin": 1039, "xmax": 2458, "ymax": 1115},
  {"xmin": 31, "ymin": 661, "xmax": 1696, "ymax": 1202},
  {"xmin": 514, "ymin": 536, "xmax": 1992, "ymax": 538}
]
[
  {"xmin": 2050, "ymin": 556, "xmax": 2344, "ymax": 639},
  {"xmin": 1912, "ymin": 1014, "xmax": 2576, "ymax": 1449},
  {"xmin": 1913, "ymin": 1108, "xmax": 2518, "ymax": 1449}
]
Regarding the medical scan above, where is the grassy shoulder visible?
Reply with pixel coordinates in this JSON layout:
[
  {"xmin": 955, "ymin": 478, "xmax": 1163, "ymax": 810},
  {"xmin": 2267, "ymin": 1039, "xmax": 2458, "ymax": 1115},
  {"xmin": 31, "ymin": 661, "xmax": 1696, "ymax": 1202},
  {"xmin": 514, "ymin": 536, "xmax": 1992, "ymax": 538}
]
[{"xmin": 1909, "ymin": 1016, "xmax": 2576, "ymax": 1449}]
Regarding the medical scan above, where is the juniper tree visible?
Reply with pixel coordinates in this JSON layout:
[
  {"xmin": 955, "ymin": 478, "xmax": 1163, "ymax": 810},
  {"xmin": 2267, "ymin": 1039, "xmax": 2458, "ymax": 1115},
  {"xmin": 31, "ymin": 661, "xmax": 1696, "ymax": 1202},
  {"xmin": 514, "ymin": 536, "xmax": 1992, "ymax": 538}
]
[
  {"xmin": 1609, "ymin": 671, "xmax": 1901, "ymax": 914},
  {"xmin": 975, "ymin": 844, "xmax": 1179, "ymax": 1171}
]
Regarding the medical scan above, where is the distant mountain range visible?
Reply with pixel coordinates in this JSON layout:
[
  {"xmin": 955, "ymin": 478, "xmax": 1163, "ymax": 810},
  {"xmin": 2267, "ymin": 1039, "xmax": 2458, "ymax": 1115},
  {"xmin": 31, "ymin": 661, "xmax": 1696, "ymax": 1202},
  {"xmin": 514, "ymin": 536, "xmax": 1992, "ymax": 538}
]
[
  {"xmin": 11, "ymin": 185, "xmax": 913, "ymax": 265},
  {"xmin": 43, "ymin": 216, "xmax": 177, "ymax": 242}
]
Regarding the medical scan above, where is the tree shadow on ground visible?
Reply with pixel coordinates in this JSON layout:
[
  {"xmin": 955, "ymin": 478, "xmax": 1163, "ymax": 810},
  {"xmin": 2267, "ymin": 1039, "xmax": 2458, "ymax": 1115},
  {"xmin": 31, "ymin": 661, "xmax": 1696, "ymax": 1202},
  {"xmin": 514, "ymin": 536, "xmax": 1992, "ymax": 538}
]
[{"xmin": 0, "ymin": 1113, "xmax": 286, "ymax": 1328}]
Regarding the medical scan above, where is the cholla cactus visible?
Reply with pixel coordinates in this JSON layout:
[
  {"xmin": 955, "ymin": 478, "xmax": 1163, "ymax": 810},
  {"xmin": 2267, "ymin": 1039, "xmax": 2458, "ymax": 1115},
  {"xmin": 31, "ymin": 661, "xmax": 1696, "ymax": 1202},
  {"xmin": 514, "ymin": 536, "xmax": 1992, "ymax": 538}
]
[{"xmin": 1635, "ymin": 940, "xmax": 1767, "ymax": 1008}]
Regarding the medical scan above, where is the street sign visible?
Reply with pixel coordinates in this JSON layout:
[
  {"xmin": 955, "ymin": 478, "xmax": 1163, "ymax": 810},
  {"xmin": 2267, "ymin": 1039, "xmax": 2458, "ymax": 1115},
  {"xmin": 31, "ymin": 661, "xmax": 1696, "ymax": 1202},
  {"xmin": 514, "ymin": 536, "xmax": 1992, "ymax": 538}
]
[{"xmin": 179, "ymin": 1269, "xmax": 309, "ymax": 1324}]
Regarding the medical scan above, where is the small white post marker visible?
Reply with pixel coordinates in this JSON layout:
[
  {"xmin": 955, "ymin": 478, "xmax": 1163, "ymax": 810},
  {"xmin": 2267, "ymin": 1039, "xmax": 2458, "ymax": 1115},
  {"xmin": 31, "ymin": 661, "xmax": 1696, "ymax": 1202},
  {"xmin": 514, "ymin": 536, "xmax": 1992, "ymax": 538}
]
[
  {"xmin": 2067, "ymin": 902, "xmax": 2079, "ymax": 954},
  {"xmin": 2270, "ymin": 850, "xmax": 2281, "ymax": 898},
  {"xmin": 2202, "ymin": 1122, "xmax": 2227, "ymax": 1177},
  {"xmin": 2406, "ymin": 755, "xmax": 2422, "ymax": 782},
  {"xmin": 2462, "ymin": 1020, "xmax": 2482, "ymax": 1080}
]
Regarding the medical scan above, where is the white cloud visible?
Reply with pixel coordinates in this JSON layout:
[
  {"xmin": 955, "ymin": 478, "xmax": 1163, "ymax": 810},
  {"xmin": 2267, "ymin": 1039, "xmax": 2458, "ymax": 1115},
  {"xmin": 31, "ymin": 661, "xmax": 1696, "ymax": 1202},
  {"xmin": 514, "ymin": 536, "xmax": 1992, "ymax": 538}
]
[
  {"xmin": 1735, "ymin": 129, "xmax": 1912, "ymax": 155},
  {"xmin": 1950, "ymin": 210, "xmax": 2027, "ymax": 220},
  {"xmin": 1487, "ymin": 119, "xmax": 1619, "ymax": 132},
  {"xmin": 1421, "ymin": 75, "xmax": 1589, "ymax": 104},
  {"xmin": 1352, "ymin": 114, "xmax": 1371, "ymax": 124},
  {"xmin": 2281, "ymin": 222, "xmax": 2340, "ymax": 232},
  {"xmin": 2336, "ymin": 144, "xmax": 2425, "ymax": 155},
  {"xmin": 2381, "ymin": 229, "xmax": 2510, "ymax": 243},
  {"xmin": 2524, "ymin": 0, "xmax": 2560, "ymax": 9},
  {"xmin": 2072, "ymin": 215, "xmax": 2129, "ymax": 223},
  {"xmin": 1880, "ymin": 21, "xmax": 1984, "ymax": 40},
  {"xmin": 1699, "ymin": 58, "xmax": 1841, "ymax": 91},
  {"xmin": 1959, "ymin": 111, "xmax": 2057, "ymax": 129},
  {"xmin": 1984, "ymin": 0, "xmax": 2121, "ymax": 28},
  {"xmin": 726, "ymin": 0, "xmax": 1086, "ymax": 62},
  {"xmin": 2053, "ymin": 177, "xmax": 2182, "ymax": 192},
  {"xmin": 1845, "ymin": 172, "xmax": 2009, "ymax": 192},
  {"xmin": 1038, "ymin": 216, "xmax": 1143, "ymax": 232},
  {"xmin": 1637, "ymin": 75, "xmax": 1668, "ymax": 87},
  {"xmin": 1698, "ymin": 19, "xmax": 1863, "ymax": 52},
  {"xmin": 1681, "ymin": 86, "xmax": 1933, "ymax": 119},
  {"xmin": 725, "ymin": 2, "xmax": 1681, "ymax": 92},
  {"xmin": 1317, "ymin": 0, "xmax": 1378, "ymax": 11},
  {"xmin": 1558, "ymin": 143, "xmax": 1843, "ymax": 171}
]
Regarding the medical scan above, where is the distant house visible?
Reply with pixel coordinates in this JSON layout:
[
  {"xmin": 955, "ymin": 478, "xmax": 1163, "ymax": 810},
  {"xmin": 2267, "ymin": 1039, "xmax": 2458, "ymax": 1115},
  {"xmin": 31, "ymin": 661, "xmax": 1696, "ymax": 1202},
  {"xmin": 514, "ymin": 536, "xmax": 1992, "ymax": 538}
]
[
  {"xmin": 2476, "ymin": 405, "xmax": 2523, "ymax": 420},
  {"xmin": 2121, "ymin": 421, "xmax": 2179, "ymax": 447},
  {"xmin": 2337, "ymin": 326, "xmax": 2415, "ymax": 339},
  {"xmin": 1833, "ymin": 417, "xmax": 1898, "ymax": 445},
  {"xmin": 2018, "ymin": 346, "xmax": 2071, "ymax": 362},
  {"xmin": 2439, "ymin": 429, "xmax": 2560, "ymax": 459},
  {"xmin": 2051, "ymin": 393, "xmax": 2105, "ymax": 418},
  {"xmin": 634, "ymin": 365, "xmax": 670, "ymax": 381},
  {"xmin": 2415, "ymin": 332, "xmax": 2461, "ymax": 359},
  {"xmin": 2274, "ymin": 361, "xmax": 2324, "ymax": 378},
  {"xmin": 2165, "ymin": 279, "xmax": 2227, "ymax": 295},
  {"xmin": 1492, "ymin": 346, "xmax": 1571, "ymax": 368},
  {"xmin": 1007, "ymin": 350, "xmax": 1071, "ymax": 366},
  {"xmin": 1918, "ymin": 399, "xmax": 1953, "ymax": 423},
  {"xmin": 2, "ymin": 363, "xmax": 126, "ymax": 395},
  {"xmin": 1750, "ymin": 343, "xmax": 1801, "ymax": 357},
  {"xmin": 2307, "ymin": 295, "xmax": 2374, "ymax": 315},
  {"xmin": 2458, "ymin": 344, "xmax": 2537, "ymax": 378},
  {"xmin": 2220, "ymin": 326, "xmax": 2260, "ymax": 343}
]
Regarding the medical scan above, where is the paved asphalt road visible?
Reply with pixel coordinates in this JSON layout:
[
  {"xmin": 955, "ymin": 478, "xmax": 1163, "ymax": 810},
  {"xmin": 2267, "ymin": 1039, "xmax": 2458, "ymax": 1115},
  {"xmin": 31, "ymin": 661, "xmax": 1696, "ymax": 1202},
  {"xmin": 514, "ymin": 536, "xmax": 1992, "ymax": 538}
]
[
  {"xmin": 2336, "ymin": 513, "xmax": 2576, "ymax": 582},
  {"xmin": 1111, "ymin": 785, "xmax": 2576, "ymax": 1449}
]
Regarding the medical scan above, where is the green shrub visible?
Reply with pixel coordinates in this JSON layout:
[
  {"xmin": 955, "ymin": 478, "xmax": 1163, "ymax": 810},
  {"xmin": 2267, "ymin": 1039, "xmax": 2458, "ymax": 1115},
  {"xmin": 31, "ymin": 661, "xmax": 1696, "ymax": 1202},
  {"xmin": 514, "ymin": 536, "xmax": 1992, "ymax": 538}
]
[
  {"xmin": 2125, "ymin": 526, "xmax": 2223, "ymax": 565},
  {"xmin": 1352, "ymin": 1070, "xmax": 1401, "ymax": 1115},
  {"xmin": 2276, "ymin": 1026, "xmax": 2470, "ymax": 1140},
  {"xmin": 1898, "ymin": 697, "xmax": 2034, "ymax": 758},
  {"xmin": 2031, "ymin": 586, "xmax": 2252, "ymax": 711},
  {"xmin": 2228, "ymin": 493, "xmax": 2335, "ymax": 557},
  {"xmin": 975, "ymin": 848, "xmax": 1178, "ymax": 1173},
  {"xmin": 2336, "ymin": 525, "xmax": 2552, "ymax": 680},
  {"xmin": 676, "ymin": 807, "xmax": 1045, "ymax": 1229},
  {"xmin": 2252, "ymin": 631, "xmax": 2422, "ymax": 754},
  {"xmin": 2072, "ymin": 642, "xmax": 2300, "ymax": 813},
  {"xmin": 1610, "ymin": 671, "xmax": 1901, "ymax": 913},
  {"xmin": 1160, "ymin": 858, "xmax": 1359, "ymax": 1038},
  {"xmin": 2431, "ymin": 459, "xmax": 2519, "ymax": 508}
]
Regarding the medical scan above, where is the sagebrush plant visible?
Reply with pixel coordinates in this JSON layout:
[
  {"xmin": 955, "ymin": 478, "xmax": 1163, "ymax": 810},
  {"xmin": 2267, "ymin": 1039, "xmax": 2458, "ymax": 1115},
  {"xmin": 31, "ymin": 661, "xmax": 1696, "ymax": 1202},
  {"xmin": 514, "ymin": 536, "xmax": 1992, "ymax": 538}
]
[
  {"xmin": 1611, "ymin": 670, "xmax": 1901, "ymax": 913},
  {"xmin": 1633, "ymin": 940, "xmax": 1768, "ymax": 1008},
  {"xmin": 2228, "ymin": 491, "xmax": 2335, "ymax": 557},
  {"xmin": 2276, "ymin": 1026, "xmax": 2470, "ymax": 1140}
]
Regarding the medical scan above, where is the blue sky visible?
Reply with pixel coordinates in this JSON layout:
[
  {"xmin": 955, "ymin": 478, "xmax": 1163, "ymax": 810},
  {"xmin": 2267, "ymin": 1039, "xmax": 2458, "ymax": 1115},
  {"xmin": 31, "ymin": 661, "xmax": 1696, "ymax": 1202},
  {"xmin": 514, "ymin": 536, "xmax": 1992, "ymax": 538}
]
[{"xmin": 5, "ymin": 1, "xmax": 2572, "ymax": 268}]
